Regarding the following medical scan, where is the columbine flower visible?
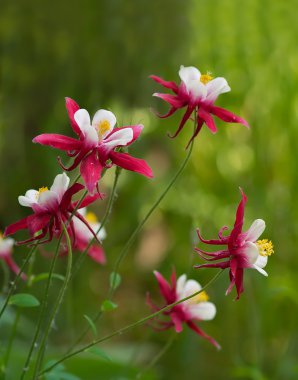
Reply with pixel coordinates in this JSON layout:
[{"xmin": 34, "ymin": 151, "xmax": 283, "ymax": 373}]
[
  {"xmin": 71, "ymin": 208, "xmax": 107, "ymax": 264},
  {"xmin": 195, "ymin": 189, "xmax": 274, "ymax": 300},
  {"xmin": 147, "ymin": 270, "xmax": 220, "ymax": 349},
  {"xmin": 150, "ymin": 65, "xmax": 249, "ymax": 146},
  {"xmin": 0, "ymin": 232, "xmax": 26, "ymax": 280},
  {"xmin": 33, "ymin": 98, "xmax": 153, "ymax": 194},
  {"xmin": 4, "ymin": 173, "xmax": 101, "ymax": 246}
]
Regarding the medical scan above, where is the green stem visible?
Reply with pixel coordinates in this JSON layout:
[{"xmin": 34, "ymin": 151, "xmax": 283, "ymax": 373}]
[
  {"xmin": 32, "ymin": 222, "xmax": 73, "ymax": 378},
  {"xmin": 109, "ymin": 136, "xmax": 195, "ymax": 298},
  {"xmin": 20, "ymin": 233, "xmax": 64, "ymax": 380},
  {"xmin": 0, "ymin": 244, "xmax": 38, "ymax": 319},
  {"xmin": 3, "ymin": 310, "xmax": 21, "ymax": 378},
  {"xmin": 71, "ymin": 166, "xmax": 122, "ymax": 279},
  {"xmin": 39, "ymin": 270, "xmax": 223, "ymax": 376},
  {"xmin": 136, "ymin": 333, "xmax": 176, "ymax": 379}
]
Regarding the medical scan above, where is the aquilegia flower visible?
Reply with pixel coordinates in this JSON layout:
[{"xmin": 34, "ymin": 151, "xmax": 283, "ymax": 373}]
[
  {"xmin": 195, "ymin": 189, "xmax": 273, "ymax": 300},
  {"xmin": 150, "ymin": 65, "xmax": 249, "ymax": 146},
  {"xmin": 71, "ymin": 208, "xmax": 107, "ymax": 264},
  {"xmin": 33, "ymin": 98, "xmax": 153, "ymax": 193},
  {"xmin": 0, "ymin": 232, "xmax": 26, "ymax": 280},
  {"xmin": 147, "ymin": 270, "xmax": 220, "ymax": 349},
  {"xmin": 4, "ymin": 173, "xmax": 101, "ymax": 246}
]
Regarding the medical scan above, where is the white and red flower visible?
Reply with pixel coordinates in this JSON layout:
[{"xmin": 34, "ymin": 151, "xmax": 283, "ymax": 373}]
[
  {"xmin": 195, "ymin": 189, "xmax": 273, "ymax": 299},
  {"xmin": 0, "ymin": 233, "xmax": 26, "ymax": 280},
  {"xmin": 4, "ymin": 173, "xmax": 101, "ymax": 246},
  {"xmin": 71, "ymin": 208, "xmax": 107, "ymax": 264},
  {"xmin": 151, "ymin": 65, "xmax": 249, "ymax": 146},
  {"xmin": 147, "ymin": 270, "xmax": 220, "ymax": 349},
  {"xmin": 33, "ymin": 98, "xmax": 153, "ymax": 194}
]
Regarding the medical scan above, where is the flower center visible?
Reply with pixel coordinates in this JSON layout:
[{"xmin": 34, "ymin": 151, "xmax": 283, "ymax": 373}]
[
  {"xmin": 85, "ymin": 211, "xmax": 98, "ymax": 224},
  {"xmin": 187, "ymin": 290, "xmax": 209, "ymax": 304},
  {"xmin": 36, "ymin": 187, "xmax": 49, "ymax": 199},
  {"xmin": 256, "ymin": 239, "xmax": 274, "ymax": 257},
  {"xmin": 97, "ymin": 119, "xmax": 110, "ymax": 138},
  {"xmin": 200, "ymin": 72, "xmax": 213, "ymax": 85}
]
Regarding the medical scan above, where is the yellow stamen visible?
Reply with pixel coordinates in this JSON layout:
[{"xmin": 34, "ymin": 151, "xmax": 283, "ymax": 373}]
[
  {"xmin": 0, "ymin": 231, "xmax": 3, "ymax": 240},
  {"xmin": 256, "ymin": 239, "xmax": 274, "ymax": 257},
  {"xmin": 200, "ymin": 72, "xmax": 213, "ymax": 85},
  {"xmin": 36, "ymin": 187, "xmax": 49, "ymax": 199},
  {"xmin": 97, "ymin": 120, "xmax": 111, "ymax": 137},
  {"xmin": 187, "ymin": 290, "xmax": 209, "ymax": 304},
  {"xmin": 85, "ymin": 211, "xmax": 98, "ymax": 224}
]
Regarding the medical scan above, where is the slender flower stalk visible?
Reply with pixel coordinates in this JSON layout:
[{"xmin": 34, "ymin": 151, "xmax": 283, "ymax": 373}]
[
  {"xmin": 38, "ymin": 270, "xmax": 223, "ymax": 377},
  {"xmin": 32, "ymin": 221, "xmax": 73, "ymax": 377},
  {"xmin": 109, "ymin": 131, "xmax": 195, "ymax": 298}
]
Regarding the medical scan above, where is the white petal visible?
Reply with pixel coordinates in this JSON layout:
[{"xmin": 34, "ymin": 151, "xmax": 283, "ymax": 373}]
[
  {"xmin": 245, "ymin": 219, "xmax": 266, "ymax": 242},
  {"xmin": 176, "ymin": 274, "xmax": 187, "ymax": 298},
  {"xmin": 243, "ymin": 241, "xmax": 259, "ymax": 265},
  {"xmin": 74, "ymin": 109, "xmax": 91, "ymax": 131},
  {"xmin": 94, "ymin": 222, "xmax": 107, "ymax": 241},
  {"xmin": 0, "ymin": 238, "xmax": 14, "ymax": 254},
  {"xmin": 179, "ymin": 66, "xmax": 201, "ymax": 84},
  {"xmin": 103, "ymin": 128, "xmax": 133, "ymax": 149},
  {"xmin": 38, "ymin": 190, "xmax": 59, "ymax": 209},
  {"xmin": 18, "ymin": 189, "xmax": 38, "ymax": 207},
  {"xmin": 186, "ymin": 80, "xmax": 207, "ymax": 100},
  {"xmin": 83, "ymin": 125, "xmax": 99, "ymax": 145},
  {"xmin": 92, "ymin": 109, "xmax": 117, "ymax": 138},
  {"xmin": 50, "ymin": 173, "xmax": 70, "ymax": 201},
  {"xmin": 189, "ymin": 302, "xmax": 216, "ymax": 321},
  {"xmin": 77, "ymin": 208, "xmax": 86, "ymax": 217},
  {"xmin": 253, "ymin": 264, "xmax": 268, "ymax": 277},
  {"xmin": 205, "ymin": 77, "xmax": 231, "ymax": 103},
  {"xmin": 177, "ymin": 278, "xmax": 201, "ymax": 300},
  {"xmin": 254, "ymin": 254, "xmax": 268, "ymax": 269}
]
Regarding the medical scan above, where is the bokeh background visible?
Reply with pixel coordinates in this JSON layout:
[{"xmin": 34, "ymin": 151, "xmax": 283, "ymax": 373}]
[{"xmin": 1, "ymin": 0, "xmax": 298, "ymax": 379}]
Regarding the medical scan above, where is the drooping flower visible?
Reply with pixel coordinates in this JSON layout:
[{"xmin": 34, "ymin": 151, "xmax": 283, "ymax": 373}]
[
  {"xmin": 71, "ymin": 208, "xmax": 107, "ymax": 264},
  {"xmin": 0, "ymin": 232, "xmax": 26, "ymax": 280},
  {"xmin": 195, "ymin": 189, "xmax": 273, "ymax": 300},
  {"xmin": 150, "ymin": 65, "xmax": 249, "ymax": 146},
  {"xmin": 33, "ymin": 98, "xmax": 153, "ymax": 194},
  {"xmin": 4, "ymin": 173, "xmax": 101, "ymax": 246},
  {"xmin": 147, "ymin": 270, "xmax": 220, "ymax": 349}
]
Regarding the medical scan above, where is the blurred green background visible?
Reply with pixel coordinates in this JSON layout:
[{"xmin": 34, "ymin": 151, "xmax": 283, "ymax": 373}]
[{"xmin": 1, "ymin": 0, "xmax": 298, "ymax": 379}]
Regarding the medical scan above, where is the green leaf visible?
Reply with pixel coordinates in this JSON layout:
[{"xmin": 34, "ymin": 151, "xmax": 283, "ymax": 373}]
[
  {"xmin": 109, "ymin": 272, "xmax": 121, "ymax": 290},
  {"xmin": 85, "ymin": 346, "xmax": 111, "ymax": 361},
  {"xmin": 31, "ymin": 272, "xmax": 65, "ymax": 284},
  {"xmin": 83, "ymin": 314, "xmax": 97, "ymax": 337},
  {"xmin": 9, "ymin": 293, "xmax": 40, "ymax": 308},
  {"xmin": 101, "ymin": 300, "xmax": 118, "ymax": 312}
]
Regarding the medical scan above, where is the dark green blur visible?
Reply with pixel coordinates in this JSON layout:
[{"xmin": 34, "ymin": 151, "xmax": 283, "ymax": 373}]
[{"xmin": 0, "ymin": 0, "xmax": 297, "ymax": 379}]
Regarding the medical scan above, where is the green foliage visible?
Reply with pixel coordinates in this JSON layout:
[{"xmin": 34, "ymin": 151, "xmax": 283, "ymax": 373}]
[
  {"xmin": 85, "ymin": 347, "xmax": 111, "ymax": 361},
  {"xmin": 8, "ymin": 293, "xmax": 40, "ymax": 308},
  {"xmin": 101, "ymin": 300, "xmax": 118, "ymax": 312},
  {"xmin": 110, "ymin": 272, "xmax": 122, "ymax": 290}
]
